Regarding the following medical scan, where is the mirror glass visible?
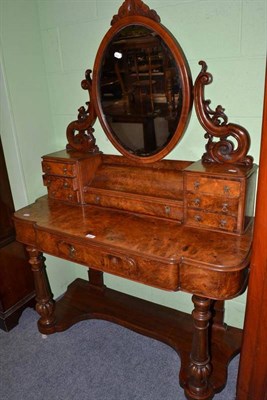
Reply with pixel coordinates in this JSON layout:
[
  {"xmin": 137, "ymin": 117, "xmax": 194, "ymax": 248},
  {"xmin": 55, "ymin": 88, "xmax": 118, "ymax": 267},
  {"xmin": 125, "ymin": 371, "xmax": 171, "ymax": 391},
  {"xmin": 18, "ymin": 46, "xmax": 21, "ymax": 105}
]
[{"xmin": 99, "ymin": 25, "xmax": 184, "ymax": 157}]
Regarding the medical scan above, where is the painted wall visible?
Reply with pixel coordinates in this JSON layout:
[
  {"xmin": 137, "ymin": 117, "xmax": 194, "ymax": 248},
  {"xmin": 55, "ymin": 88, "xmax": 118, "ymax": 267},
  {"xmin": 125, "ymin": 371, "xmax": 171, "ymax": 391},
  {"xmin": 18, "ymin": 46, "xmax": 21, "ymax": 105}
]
[
  {"xmin": 0, "ymin": 0, "xmax": 266, "ymax": 327},
  {"xmin": 0, "ymin": 0, "xmax": 78, "ymax": 296}
]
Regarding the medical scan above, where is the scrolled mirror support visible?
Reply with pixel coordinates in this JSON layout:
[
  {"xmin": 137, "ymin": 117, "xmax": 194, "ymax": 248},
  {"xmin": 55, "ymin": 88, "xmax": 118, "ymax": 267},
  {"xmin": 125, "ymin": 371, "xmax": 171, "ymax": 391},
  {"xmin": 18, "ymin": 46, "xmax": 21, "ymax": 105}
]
[
  {"xmin": 194, "ymin": 61, "xmax": 253, "ymax": 166},
  {"xmin": 66, "ymin": 70, "xmax": 99, "ymax": 153},
  {"xmin": 65, "ymin": 1, "xmax": 253, "ymax": 166}
]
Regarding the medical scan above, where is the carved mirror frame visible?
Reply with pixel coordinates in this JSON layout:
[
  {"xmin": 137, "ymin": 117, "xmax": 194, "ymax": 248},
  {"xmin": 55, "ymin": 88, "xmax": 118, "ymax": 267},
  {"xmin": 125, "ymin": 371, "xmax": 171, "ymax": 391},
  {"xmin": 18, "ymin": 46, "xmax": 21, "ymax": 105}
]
[
  {"xmin": 66, "ymin": 0, "xmax": 253, "ymax": 167},
  {"xmin": 92, "ymin": 2, "xmax": 192, "ymax": 163}
]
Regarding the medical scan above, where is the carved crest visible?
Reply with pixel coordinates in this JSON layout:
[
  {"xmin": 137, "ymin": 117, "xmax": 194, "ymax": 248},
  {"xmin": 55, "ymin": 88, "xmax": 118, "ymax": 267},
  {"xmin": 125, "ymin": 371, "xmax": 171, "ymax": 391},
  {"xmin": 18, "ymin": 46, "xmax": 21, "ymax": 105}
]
[
  {"xmin": 111, "ymin": 0, "xmax": 160, "ymax": 25},
  {"xmin": 194, "ymin": 61, "xmax": 253, "ymax": 166}
]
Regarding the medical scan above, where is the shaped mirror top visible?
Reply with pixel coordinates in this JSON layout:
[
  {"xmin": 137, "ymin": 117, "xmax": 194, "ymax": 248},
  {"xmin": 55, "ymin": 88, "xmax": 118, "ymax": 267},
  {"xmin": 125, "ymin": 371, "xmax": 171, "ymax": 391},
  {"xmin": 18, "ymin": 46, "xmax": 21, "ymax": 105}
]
[
  {"xmin": 98, "ymin": 25, "xmax": 185, "ymax": 158},
  {"xmin": 91, "ymin": 0, "xmax": 193, "ymax": 162}
]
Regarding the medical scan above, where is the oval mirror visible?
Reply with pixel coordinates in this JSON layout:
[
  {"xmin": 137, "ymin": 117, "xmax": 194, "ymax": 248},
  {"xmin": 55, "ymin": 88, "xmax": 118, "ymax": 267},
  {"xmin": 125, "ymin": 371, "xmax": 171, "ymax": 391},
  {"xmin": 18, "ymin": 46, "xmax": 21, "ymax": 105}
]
[{"xmin": 93, "ymin": 17, "xmax": 192, "ymax": 163}]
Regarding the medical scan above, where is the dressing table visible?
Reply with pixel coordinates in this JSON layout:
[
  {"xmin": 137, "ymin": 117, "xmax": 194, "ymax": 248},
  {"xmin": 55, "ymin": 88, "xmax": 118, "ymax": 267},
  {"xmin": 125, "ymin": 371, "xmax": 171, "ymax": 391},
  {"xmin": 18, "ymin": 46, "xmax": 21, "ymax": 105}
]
[{"xmin": 13, "ymin": 1, "xmax": 258, "ymax": 399}]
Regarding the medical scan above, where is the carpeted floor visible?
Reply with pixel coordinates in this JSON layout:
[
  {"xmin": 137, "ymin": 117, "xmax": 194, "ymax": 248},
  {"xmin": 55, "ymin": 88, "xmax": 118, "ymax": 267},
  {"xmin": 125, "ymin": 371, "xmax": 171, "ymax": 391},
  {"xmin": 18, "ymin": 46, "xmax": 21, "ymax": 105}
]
[{"xmin": 0, "ymin": 308, "xmax": 239, "ymax": 400}]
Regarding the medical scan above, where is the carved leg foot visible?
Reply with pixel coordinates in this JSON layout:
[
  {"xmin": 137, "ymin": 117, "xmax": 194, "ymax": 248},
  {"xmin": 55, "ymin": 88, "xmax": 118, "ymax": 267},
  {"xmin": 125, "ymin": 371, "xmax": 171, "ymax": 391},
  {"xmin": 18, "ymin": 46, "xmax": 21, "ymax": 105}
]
[
  {"xmin": 26, "ymin": 246, "xmax": 56, "ymax": 334},
  {"xmin": 185, "ymin": 295, "xmax": 214, "ymax": 400}
]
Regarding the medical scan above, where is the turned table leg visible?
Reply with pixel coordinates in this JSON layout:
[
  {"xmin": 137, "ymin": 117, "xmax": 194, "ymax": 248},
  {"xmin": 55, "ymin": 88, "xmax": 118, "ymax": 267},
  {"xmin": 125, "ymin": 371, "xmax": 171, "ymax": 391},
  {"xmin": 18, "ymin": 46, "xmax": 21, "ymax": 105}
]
[
  {"xmin": 185, "ymin": 295, "xmax": 213, "ymax": 400},
  {"xmin": 26, "ymin": 246, "xmax": 56, "ymax": 334}
]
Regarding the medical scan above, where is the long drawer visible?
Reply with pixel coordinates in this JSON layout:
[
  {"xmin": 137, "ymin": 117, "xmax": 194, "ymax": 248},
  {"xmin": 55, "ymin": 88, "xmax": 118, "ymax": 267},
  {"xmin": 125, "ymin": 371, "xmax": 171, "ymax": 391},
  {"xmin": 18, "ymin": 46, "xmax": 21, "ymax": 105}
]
[
  {"xmin": 36, "ymin": 230, "xmax": 180, "ymax": 291},
  {"xmin": 84, "ymin": 188, "xmax": 183, "ymax": 221}
]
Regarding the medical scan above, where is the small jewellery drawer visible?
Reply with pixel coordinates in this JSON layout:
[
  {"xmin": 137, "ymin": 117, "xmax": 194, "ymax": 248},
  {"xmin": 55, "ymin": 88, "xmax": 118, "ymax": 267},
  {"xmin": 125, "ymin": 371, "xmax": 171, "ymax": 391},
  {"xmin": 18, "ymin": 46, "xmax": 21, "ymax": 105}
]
[
  {"xmin": 186, "ymin": 175, "xmax": 241, "ymax": 197},
  {"xmin": 186, "ymin": 193, "xmax": 239, "ymax": 215},
  {"xmin": 36, "ymin": 231, "xmax": 180, "ymax": 290},
  {"xmin": 47, "ymin": 186, "xmax": 79, "ymax": 203},
  {"xmin": 43, "ymin": 176, "xmax": 79, "ymax": 202},
  {"xmin": 43, "ymin": 175, "xmax": 78, "ymax": 191},
  {"xmin": 42, "ymin": 161, "xmax": 76, "ymax": 177},
  {"xmin": 186, "ymin": 209, "xmax": 237, "ymax": 232}
]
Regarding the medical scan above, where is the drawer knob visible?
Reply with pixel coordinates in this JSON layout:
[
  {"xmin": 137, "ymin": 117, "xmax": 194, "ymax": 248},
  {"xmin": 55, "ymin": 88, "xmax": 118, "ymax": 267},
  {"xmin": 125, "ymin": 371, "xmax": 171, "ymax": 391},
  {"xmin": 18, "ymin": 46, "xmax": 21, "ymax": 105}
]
[
  {"xmin": 63, "ymin": 167, "xmax": 68, "ymax": 174},
  {"xmin": 110, "ymin": 256, "xmax": 119, "ymax": 265},
  {"xmin": 222, "ymin": 203, "xmax": 228, "ymax": 212},
  {"xmin": 194, "ymin": 181, "xmax": 200, "ymax": 190},
  {"xmin": 193, "ymin": 198, "xmax": 201, "ymax": 207},
  {"xmin": 44, "ymin": 165, "xmax": 51, "ymax": 172},
  {"xmin": 165, "ymin": 206, "xmax": 171, "ymax": 216},
  {"xmin": 63, "ymin": 182, "xmax": 69, "ymax": 188},
  {"xmin": 223, "ymin": 185, "xmax": 230, "ymax": 194},
  {"xmin": 104, "ymin": 254, "xmax": 138, "ymax": 276},
  {"xmin": 194, "ymin": 214, "xmax": 202, "ymax": 222},
  {"xmin": 219, "ymin": 219, "xmax": 227, "ymax": 228},
  {"xmin": 69, "ymin": 245, "xmax": 76, "ymax": 258}
]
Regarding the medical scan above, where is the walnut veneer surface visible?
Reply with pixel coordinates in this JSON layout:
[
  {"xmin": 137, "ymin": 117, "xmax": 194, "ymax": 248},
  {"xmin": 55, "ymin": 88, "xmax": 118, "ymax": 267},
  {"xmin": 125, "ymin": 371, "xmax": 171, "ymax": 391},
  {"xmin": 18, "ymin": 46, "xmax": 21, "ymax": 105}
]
[
  {"xmin": 13, "ymin": 187, "xmax": 253, "ymax": 400},
  {"xmin": 13, "ymin": 150, "xmax": 256, "ymax": 400},
  {"xmin": 12, "ymin": 2, "xmax": 260, "ymax": 399},
  {"xmin": 14, "ymin": 194, "xmax": 252, "ymax": 300}
]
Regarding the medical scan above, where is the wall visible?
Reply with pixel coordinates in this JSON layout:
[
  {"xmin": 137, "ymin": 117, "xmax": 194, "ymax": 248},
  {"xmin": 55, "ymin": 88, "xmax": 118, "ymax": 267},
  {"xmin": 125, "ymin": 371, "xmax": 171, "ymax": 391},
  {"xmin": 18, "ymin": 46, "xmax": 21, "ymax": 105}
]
[
  {"xmin": 0, "ymin": 0, "xmax": 78, "ymax": 296},
  {"xmin": 1, "ymin": 0, "xmax": 266, "ymax": 327}
]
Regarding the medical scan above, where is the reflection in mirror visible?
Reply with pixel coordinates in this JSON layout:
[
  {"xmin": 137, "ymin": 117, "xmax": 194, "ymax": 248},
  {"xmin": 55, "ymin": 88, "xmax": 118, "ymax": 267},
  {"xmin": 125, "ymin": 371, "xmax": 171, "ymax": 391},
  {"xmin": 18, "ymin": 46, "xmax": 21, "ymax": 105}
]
[{"xmin": 100, "ymin": 25, "xmax": 183, "ymax": 157}]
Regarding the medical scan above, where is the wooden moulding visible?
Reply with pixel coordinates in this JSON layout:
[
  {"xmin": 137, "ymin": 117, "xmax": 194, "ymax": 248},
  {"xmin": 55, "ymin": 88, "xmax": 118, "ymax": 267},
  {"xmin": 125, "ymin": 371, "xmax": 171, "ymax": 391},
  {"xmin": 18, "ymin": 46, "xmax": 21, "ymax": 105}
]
[{"xmin": 236, "ymin": 64, "xmax": 267, "ymax": 400}]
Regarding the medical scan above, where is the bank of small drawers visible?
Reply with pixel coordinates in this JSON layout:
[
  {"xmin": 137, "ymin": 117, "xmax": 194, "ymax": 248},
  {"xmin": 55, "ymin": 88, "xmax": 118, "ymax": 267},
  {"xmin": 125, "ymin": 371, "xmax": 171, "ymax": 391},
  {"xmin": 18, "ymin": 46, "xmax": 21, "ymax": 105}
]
[
  {"xmin": 42, "ymin": 160, "xmax": 80, "ymax": 203},
  {"xmin": 184, "ymin": 174, "xmax": 243, "ymax": 233}
]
